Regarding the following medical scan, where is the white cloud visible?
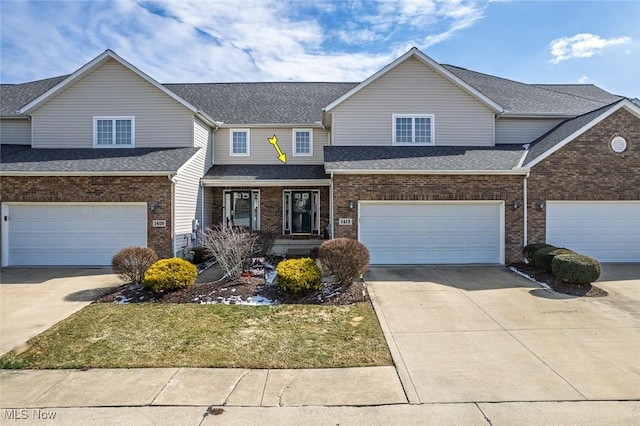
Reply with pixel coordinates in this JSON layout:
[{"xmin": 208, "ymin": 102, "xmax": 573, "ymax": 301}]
[
  {"xmin": 549, "ymin": 33, "xmax": 631, "ymax": 64},
  {"xmin": 577, "ymin": 75, "xmax": 590, "ymax": 84}
]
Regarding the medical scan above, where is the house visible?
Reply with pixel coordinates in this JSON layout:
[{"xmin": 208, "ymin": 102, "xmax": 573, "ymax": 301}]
[{"xmin": 1, "ymin": 48, "xmax": 638, "ymax": 267}]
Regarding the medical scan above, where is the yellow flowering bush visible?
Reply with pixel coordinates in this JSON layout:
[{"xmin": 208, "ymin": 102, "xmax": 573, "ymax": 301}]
[
  {"xmin": 143, "ymin": 258, "xmax": 197, "ymax": 294},
  {"xmin": 276, "ymin": 257, "xmax": 322, "ymax": 293}
]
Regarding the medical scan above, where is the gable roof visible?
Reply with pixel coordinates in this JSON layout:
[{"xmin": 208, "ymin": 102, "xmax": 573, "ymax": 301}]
[
  {"xmin": 0, "ymin": 75, "xmax": 67, "ymax": 117},
  {"xmin": 443, "ymin": 65, "xmax": 622, "ymax": 116},
  {"xmin": 523, "ymin": 99, "xmax": 640, "ymax": 167},
  {"xmin": 532, "ymin": 84, "xmax": 623, "ymax": 104},
  {"xmin": 324, "ymin": 47, "xmax": 504, "ymax": 114},
  {"xmin": 0, "ymin": 145, "xmax": 198, "ymax": 175},
  {"xmin": 324, "ymin": 145, "xmax": 527, "ymax": 174}
]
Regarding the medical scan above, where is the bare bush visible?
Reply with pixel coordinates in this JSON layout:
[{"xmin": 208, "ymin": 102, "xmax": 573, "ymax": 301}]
[
  {"xmin": 319, "ymin": 238, "xmax": 370, "ymax": 285},
  {"xmin": 112, "ymin": 247, "xmax": 158, "ymax": 284},
  {"xmin": 251, "ymin": 230, "xmax": 277, "ymax": 257},
  {"xmin": 200, "ymin": 225, "xmax": 258, "ymax": 278}
]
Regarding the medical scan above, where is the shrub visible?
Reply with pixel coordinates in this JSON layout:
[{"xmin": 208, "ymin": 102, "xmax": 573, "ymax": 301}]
[
  {"xmin": 191, "ymin": 246, "xmax": 212, "ymax": 265},
  {"xmin": 319, "ymin": 238, "xmax": 370, "ymax": 285},
  {"xmin": 523, "ymin": 243, "xmax": 554, "ymax": 263},
  {"xmin": 532, "ymin": 246, "xmax": 575, "ymax": 273},
  {"xmin": 252, "ymin": 230, "xmax": 277, "ymax": 257},
  {"xmin": 111, "ymin": 247, "xmax": 158, "ymax": 284},
  {"xmin": 552, "ymin": 253, "xmax": 601, "ymax": 285},
  {"xmin": 200, "ymin": 225, "xmax": 258, "ymax": 278},
  {"xmin": 143, "ymin": 258, "xmax": 198, "ymax": 294},
  {"xmin": 276, "ymin": 258, "xmax": 322, "ymax": 293}
]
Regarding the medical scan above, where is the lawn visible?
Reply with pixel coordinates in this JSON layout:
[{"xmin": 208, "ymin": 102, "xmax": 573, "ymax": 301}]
[{"xmin": 0, "ymin": 303, "xmax": 392, "ymax": 369}]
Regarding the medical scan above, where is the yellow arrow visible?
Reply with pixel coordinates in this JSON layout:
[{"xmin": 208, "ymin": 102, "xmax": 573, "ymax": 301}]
[{"xmin": 268, "ymin": 135, "xmax": 287, "ymax": 163}]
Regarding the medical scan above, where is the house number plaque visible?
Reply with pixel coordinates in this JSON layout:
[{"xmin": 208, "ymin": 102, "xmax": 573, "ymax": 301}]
[{"xmin": 152, "ymin": 220, "xmax": 167, "ymax": 228}]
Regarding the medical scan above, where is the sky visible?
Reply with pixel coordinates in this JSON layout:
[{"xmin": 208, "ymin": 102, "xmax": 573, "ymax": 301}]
[{"xmin": 1, "ymin": 0, "xmax": 638, "ymax": 98}]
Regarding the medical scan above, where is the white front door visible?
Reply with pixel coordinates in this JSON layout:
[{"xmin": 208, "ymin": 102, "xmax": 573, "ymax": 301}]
[{"xmin": 359, "ymin": 201, "xmax": 504, "ymax": 265}]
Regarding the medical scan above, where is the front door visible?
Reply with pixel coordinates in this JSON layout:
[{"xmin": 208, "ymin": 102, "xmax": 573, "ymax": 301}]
[
  {"xmin": 223, "ymin": 190, "xmax": 260, "ymax": 230},
  {"xmin": 292, "ymin": 191, "xmax": 312, "ymax": 234},
  {"xmin": 283, "ymin": 189, "xmax": 320, "ymax": 235}
]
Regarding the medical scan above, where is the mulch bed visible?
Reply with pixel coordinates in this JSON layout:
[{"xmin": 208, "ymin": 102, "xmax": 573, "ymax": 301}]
[
  {"xmin": 510, "ymin": 262, "xmax": 608, "ymax": 298},
  {"xmin": 95, "ymin": 275, "xmax": 369, "ymax": 306}
]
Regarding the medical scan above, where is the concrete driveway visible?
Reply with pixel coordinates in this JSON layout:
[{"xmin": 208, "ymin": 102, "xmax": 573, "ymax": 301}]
[
  {"xmin": 366, "ymin": 265, "xmax": 640, "ymax": 404},
  {"xmin": 0, "ymin": 269, "xmax": 122, "ymax": 355}
]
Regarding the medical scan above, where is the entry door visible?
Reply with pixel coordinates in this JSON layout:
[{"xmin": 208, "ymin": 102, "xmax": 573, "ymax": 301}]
[
  {"xmin": 283, "ymin": 190, "xmax": 320, "ymax": 235},
  {"xmin": 223, "ymin": 190, "xmax": 260, "ymax": 230},
  {"xmin": 292, "ymin": 191, "xmax": 312, "ymax": 234}
]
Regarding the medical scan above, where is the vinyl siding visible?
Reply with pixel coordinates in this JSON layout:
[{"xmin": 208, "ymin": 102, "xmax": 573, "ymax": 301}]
[
  {"xmin": 495, "ymin": 118, "xmax": 565, "ymax": 145},
  {"xmin": 331, "ymin": 57, "xmax": 495, "ymax": 147},
  {"xmin": 173, "ymin": 118, "xmax": 211, "ymax": 255},
  {"xmin": 214, "ymin": 127, "xmax": 328, "ymax": 165},
  {"xmin": 31, "ymin": 59, "xmax": 194, "ymax": 148},
  {"xmin": 0, "ymin": 119, "xmax": 31, "ymax": 145}
]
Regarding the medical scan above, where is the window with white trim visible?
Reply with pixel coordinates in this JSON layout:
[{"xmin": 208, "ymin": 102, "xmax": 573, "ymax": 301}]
[
  {"xmin": 93, "ymin": 116, "xmax": 135, "ymax": 147},
  {"xmin": 230, "ymin": 129, "xmax": 250, "ymax": 156},
  {"xmin": 293, "ymin": 129, "xmax": 313, "ymax": 156},
  {"xmin": 392, "ymin": 114, "xmax": 434, "ymax": 145}
]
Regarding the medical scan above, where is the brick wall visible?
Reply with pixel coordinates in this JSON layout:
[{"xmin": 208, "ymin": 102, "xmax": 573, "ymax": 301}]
[
  {"xmin": 332, "ymin": 174, "xmax": 525, "ymax": 263},
  {"xmin": 528, "ymin": 108, "xmax": 640, "ymax": 243},
  {"xmin": 0, "ymin": 175, "xmax": 173, "ymax": 257},
  {"xmin": 208, "ymin": 186, "xmax": 330, "ymax": 238}
]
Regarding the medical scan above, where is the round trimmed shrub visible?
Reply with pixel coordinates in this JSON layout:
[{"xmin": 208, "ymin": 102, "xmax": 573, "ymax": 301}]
[
  {"xmin": 522, "ymin": 243, "xmax": 553, "ymax": 263},
  {"xmin": 143, "ymin": 258, "xmax": 198, "ymax": 294},
  {"xmin": 552, "ymin": 253, "xmax": 601, "ymax": 284},
  {"xmin": 112, "ymin": 247, "xmax": 158, "ymax": 284},
  {"xmin": 319, "ymin": 238, "xmax": 370, "ymax": 285},
  {"xmin": 276, "ymin": 257, "xmax": 322, "ymax": 294},
  {"xmin": 532, "ymin": 246, "xmax": 575, "ymax": 272}
]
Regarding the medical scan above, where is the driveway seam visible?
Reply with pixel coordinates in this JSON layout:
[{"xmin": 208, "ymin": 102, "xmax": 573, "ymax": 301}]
[{"xmin": 150, "ymin": 368, "xmax": 181, "ymax": 406}]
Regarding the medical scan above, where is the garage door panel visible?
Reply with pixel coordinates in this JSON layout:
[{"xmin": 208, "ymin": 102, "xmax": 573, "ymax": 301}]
[
  {"xmin": 547, "ymin": 202, "xmax": 640, "ymax": 263},
  {"xmin": 7, "ymin": 203, "xmax": 147, "ymax": 266},
  {"xmin": 360, "ymin": 202, "xmax": 502, "ymax": 265}
]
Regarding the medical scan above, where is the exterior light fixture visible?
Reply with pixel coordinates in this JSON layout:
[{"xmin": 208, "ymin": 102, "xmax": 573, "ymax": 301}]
[
  {"xmin": 513, "ymin": 201, "xmax": 519, "ymax": 210},
  {"xmin": 348, "ymin": 200, "xmax": 355, "ymax": 210},
  {"xmin": 538, "ymin": 201, "xmax": 545, "ymax": 211},
  {"xmin": 149, "ymin": 202, "xmax": 157, "ymax": 212}
]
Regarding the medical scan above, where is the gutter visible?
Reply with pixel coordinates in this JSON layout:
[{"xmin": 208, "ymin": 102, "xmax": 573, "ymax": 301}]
[
  {"xmin": 201, "ymin": 179, "xmax": 332, "ymax": 187},
  {"xmin": 0, "ymin": 170, "xmax": 177, "ymax": 177},
  {"xmin": 325, "ymin": 169, "xmax": 530, "ymax": 176}
]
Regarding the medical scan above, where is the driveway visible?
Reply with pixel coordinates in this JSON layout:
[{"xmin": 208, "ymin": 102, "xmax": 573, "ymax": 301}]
[
  {"xmin": 366, "ymin": 265, "xmax": 640, "ymax": 404},
  {"xmin": 0, "ymin": 269, "xmax": 122, "ymax": 355}
]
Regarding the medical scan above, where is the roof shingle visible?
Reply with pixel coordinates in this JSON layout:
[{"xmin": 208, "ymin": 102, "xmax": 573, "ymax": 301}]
[{"xmin": 204, "ymin": 164, "xmax": 329, "ymax": 181}]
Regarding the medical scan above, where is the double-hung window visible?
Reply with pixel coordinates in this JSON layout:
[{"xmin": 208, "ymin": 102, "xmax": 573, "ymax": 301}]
[
  {"xmin": 292, "ymin": 129, "xmax": 313, "ymax": 156},
  {"xmin": 230, "ymin": 129, "xmax": 250, "ymax": 156},
  {"xmin": 393, "ymin": 114, "xmax": 434, "ymax": 145},
  {"xmin": 94, "ymin": 116, "xmax": 134, "ymax": 147}
]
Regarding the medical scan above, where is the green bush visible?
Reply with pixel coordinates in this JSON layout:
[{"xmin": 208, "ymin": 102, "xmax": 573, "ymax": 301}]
[
  {"xmin": 112, "ymin": 247, "xmax": 158, "ymax": 284},
  {"xmin": 319, "ymin": 238, "xmax": 370, "ymax": 285},
  {"xmin": 143, "ymin": 258, "xmax": 198, "ymax": 294},
  {"xmin": 532, "ymin": 246, "xmax": 575, "ymax": 272},
  {"xmin": 522, "ymin": 243, "xmax": 553, "ymax": 263},
  {"xmin": 552, "ymin": 253, "xmax": 601, "ymax": 284},
  {"xmin": 276, "ymin": 257, "xmax": 322, "ymax": 294}
]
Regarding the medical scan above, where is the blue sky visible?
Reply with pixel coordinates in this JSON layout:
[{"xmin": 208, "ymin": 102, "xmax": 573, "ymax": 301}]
[{"xmin": 1, "ymin": 0, "xmax": 638, "ymax": 98}]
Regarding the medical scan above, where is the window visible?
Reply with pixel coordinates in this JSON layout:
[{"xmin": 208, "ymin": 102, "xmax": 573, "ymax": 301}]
[
  {"xmin": 93, "ymin": 116, "xmax": 134, "ymax": 147},
  {"xmin": 293, "ymin": 129, "xmax": 313, "ymax": 156},
  {"xmin": 230, "ymin": 129, "xmax": 250, "ymax": 156},
  {"xmin": 392, "ymin": 114, "xmax": 434, "ymax": 145},
  {"xmin": 283, "ymin": 190, "xmax": 320, "ymax": 235},
  {"xmin": 223, "ymin": 190, "xmax": 260, "ymax": 230}
]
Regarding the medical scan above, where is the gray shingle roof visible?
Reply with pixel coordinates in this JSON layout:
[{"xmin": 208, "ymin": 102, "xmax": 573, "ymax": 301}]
[
  {"xmin": 324, "ymin": 145, "xmax": 526, "ymax": 172},
  {"xmin": 0, "ymin": 75, "xmax": 68, "ymax": 117},
  {"xmin": 443, "ymin": 65, "xmax": 621, "ymax": 116},
  {"xmin": 532, "ymin": 84, "xmax": 623, "ymax": 104},
  {"xmin": 166, "ymin": 82, "xmax": 358, "ymax": 124},
  {"xmin": 522, "ymin": 100, "xmax": 624, "ymax": 166},
  {"xmin": 0, "ymin": 145, "xmax": 199, "ymax": 173},
  {"xmin": 204, "ymin": 164, "xmax": 329, "ymax": 181}
]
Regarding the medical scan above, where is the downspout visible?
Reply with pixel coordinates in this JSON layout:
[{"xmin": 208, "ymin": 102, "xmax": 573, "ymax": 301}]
[
  {"xmin": 523, "ymin": 170, "xmax": 529, "ymax": 249},
  {"xmin": 169, "ymin": 174, "xmax": 178, "ymax": 257},
  {"xmin": 329, "ymin": 172, "xmax": 334, "ymax": 239}
]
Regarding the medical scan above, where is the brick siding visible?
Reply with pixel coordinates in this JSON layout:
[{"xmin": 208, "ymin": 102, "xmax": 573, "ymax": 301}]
[
  {"xmin": 0, "ymin": 176, "xmax": 173, "ymax": 258},
  {"xmin": 528, "ymin": 108, "xmax": 640, "ymax": 244}
]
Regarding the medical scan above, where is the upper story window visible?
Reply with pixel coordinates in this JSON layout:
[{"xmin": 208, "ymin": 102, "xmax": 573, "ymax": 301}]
[
  {"xmin": 94, "ymin": 116, "xmax": 134, "ymax": 147},
  {"xmin": 393, "ymin": 114, "xmax": 434, "ymax": 145},
  {"xmin": 230, "ymin": 129, "xmax": 250, "ymax": 156},
  {"xmin": 293, "ymin": 129, "xmax": 313, "ymax": 156}
]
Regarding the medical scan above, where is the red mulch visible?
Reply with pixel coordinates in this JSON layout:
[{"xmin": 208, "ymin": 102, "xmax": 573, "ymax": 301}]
[{"xmin": 510, "ymin": 262, "xmax": 607, "ymax": 298}]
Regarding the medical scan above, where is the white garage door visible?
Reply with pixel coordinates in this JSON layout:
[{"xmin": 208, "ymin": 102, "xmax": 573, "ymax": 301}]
[
  {"xmin": 359, "ymin": 202, "xmax": 504, "ymax": 265},
  {"xmin": 4, "ymin": 203, "xmax": 147, "ymax": 266},
  {"xmin": 546, "ymin": 202, "xmax": 640, "ymax": 263}
]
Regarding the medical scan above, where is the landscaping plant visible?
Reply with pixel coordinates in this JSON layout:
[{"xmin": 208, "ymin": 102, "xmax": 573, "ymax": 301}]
[
  {"xmin": 143, "ymin": 257, "xmax": 197, "ymax": 293},
  {"xmin": 111, "ymin": 246, "xmax": 158, "ymax": 284},
  {"xmin": 200, "ymin": 225, "xmax": 258, "ymax": 278},
  {"xmin": 552, "ymin": 253, "xmax": 601, "ymax": 284},
  {"xmin": 319, "ymin": 238, "xmax": 370, "ymax": 285},
  {"xmin": 276, "ymin": 257, "xmax": 322, "ymax": 293},
  {"xmin": 532, "ymin": 245, "xmax": 575, "ymax": 272},
  {"xmin": 522, "ymin": 242, "xmax": 553, "ymax": 264}
]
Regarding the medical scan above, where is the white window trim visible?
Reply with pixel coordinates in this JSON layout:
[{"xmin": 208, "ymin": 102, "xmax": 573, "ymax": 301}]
[
  {"xmin": 292, "ymin": 128, "xmax": 313, "ymax": 156},
  {"xmin": 392, "ymin": 114, "xmax": 434, "ymax": 145},
  {"xmin": 229, "ymin": 129, "xmax": 250, "ymax": 156},
  {"xmin": 93, "ymin": 116, "xmax": 135, "ymax": 148}
]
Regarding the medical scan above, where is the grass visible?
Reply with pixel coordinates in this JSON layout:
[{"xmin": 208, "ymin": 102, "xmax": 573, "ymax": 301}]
[{"xmin": 0, "ymin": 303, "xmax": 392, "ymax": 369}]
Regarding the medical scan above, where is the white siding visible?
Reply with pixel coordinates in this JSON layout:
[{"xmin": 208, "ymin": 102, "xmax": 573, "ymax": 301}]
[
  {"xmin": 214, "ymin": 127, "xmax": 328, "ymax": 165},
  {"xmin": 331, "ymin": 57, "xmax": 495, "ymax": 147},
  {"xmin": 173, "ymin": 118, "xmax": 211, "ymax": 255},
  {"xmin": 495, "ymin": 118, "xmax": 564, "ymax": 145},
  {"xmin": 31, "ymin": 59, "xmax": 194, "ymax": 148},
  {"xmin": 0, "ymin": 119, "xmax": 31, "ymax": 145}
]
